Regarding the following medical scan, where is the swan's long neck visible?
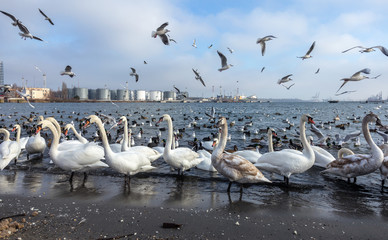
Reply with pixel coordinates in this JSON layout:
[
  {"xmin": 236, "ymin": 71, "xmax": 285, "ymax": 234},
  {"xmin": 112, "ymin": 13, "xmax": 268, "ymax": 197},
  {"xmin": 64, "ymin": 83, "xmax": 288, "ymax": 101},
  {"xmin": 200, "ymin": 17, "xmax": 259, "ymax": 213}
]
[
  {"xmin": 45, "ymin": 121, "xmax": 60, "ymax": 159},
  {"xmin": 46, "ymin": 117, "xmax": 61, "ymax": 135},
  {"xmin": 268, "ymin": 130, "xmax": 274, "ymax": 152},
  {"xmin": 213, "ymin": 123, "xmax": 228, "ymax": 163},
  {"xmin": 164, "ymin": 116, "xmax": 174, "ymax": 155},
  {"xmin": 121, "ymin": 117, "xmax": 130, "ymax": 151},
  {"xmin": 93, "ymin": 117, "xmax": 114, "ymax": 157},
  {"xmin": 363, "ymin": 116, "xmax": 383, "ymax": 160},
  {"xmin": 300, "ymin": 118, "xmax": 314, "ymax": 162},
  {"xmin": 71, "ymin": 125, "xmax": 84, "ymax": 143},
  {"xmin": 0, "ymin": 129, "xmax": 10, "ymax": 141},
  {"xmin": 15, "ymin": 126, "xmax": 21, "ymax": 143}
]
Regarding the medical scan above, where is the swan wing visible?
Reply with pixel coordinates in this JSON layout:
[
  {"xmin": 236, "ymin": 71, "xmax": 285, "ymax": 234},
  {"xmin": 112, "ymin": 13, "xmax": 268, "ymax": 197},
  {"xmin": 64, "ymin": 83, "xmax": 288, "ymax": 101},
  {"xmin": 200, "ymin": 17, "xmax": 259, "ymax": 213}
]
[
  {"xmin": 222, "ymin": 153, "xmax": 259, "ymax": 175},
  {"xmin": 65, "ymin": 143, "xmax": 104, "ymax": 166},
  {"xmin": 171, "ymin": 147, "xmax": 199, "ymax": 160}
]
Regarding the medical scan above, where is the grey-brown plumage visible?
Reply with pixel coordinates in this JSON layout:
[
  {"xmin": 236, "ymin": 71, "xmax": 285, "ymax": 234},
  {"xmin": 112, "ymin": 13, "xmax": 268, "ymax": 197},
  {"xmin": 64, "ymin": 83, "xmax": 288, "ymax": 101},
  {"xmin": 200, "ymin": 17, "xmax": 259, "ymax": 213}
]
[
  {"xmin": 130, "ymin": 67, "xmax": 139, "ymax": 82},
  {"xmin": 38, "ymin": 8, "xmax": 54, "ymax": 25},
  {"xmin": 298, "ymin": 41, "xmax": 315, "ymax": 60},
  {"xmin": 256, "ymin": 35, "xmax": 276, "ymax": 56}
]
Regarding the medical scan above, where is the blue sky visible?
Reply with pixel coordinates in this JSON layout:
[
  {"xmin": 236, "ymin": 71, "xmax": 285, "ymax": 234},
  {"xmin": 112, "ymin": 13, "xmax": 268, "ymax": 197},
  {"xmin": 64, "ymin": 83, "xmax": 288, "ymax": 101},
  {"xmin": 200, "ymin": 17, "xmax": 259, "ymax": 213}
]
[{"xmin": 0, "ymin": 0, "xmax": 387, "ymax": 100}]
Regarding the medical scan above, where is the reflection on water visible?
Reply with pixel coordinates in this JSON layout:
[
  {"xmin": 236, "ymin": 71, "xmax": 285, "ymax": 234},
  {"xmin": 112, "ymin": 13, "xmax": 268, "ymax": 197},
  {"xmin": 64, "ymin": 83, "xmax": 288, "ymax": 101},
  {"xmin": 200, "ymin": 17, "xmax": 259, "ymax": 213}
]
[{"xmin": 1, "ymin": 102, "xmax": 388, "ymax": 218}]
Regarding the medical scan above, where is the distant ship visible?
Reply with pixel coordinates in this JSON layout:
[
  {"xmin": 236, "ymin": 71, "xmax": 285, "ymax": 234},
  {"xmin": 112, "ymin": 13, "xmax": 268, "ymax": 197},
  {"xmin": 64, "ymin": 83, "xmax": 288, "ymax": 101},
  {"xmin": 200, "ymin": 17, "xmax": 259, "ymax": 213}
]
[
  {"xmin": 366, "ymin": 91, "xmax": 384, "ymax": 103},
  {"xmin": 328, "ymin": 100, "xmax": 339, "ymax": 103}
]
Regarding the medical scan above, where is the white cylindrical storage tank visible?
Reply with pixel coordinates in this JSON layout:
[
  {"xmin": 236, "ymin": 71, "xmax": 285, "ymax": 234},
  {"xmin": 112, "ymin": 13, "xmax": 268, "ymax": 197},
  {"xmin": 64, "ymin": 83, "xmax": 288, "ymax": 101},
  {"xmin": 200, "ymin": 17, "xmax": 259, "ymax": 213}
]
[
  {"xmin": 88, "ymin": 89, "xmax": 96, "ymax": 100},
  {"xmin": 117, "ymin": 89, "xmax": 125, "ymax": 100},
  {"xmin": 96, "ymin": 88, "xmax": 110, "ymax": 100},
  {"xmin": 135, "ymin": 90, "xmax": 146, "ymax": 101},
  {"xmin": 149, "ymin": 90, "xmax": 162, "ymax": 101},
  {"xmin": 74, "ymin": 87, "xmax": 88, "ymax": 100},
  {"xmin": 110, "ymin": 90, "xmax": 117, "ymax": 100},
  {"xmin": 163, "ymin": 91, "xmax": 176, "ymax": 100},
  {"xmin": 67, "ymin": 88, "xmax": 74, "ymax": 99},
  {"xmin": 129, "ymin": 90, "xmax": 134, "ymax": 100}
]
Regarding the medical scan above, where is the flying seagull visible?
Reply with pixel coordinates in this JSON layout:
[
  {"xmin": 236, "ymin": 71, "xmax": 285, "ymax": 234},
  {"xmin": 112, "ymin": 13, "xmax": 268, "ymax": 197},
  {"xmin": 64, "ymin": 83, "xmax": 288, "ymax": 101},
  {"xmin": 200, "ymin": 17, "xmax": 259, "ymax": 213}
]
[
  {"xmin": 227, "ymin": 47, "xmax": 234, "ymax": 53},
  {"xmin": 192, "ymin": 39, "xmax": 197, "ymax": 48},
  {"xmin": 336, "ymin": 68, "xmax": 370, "ymax": 93},
  {"xmin": 130, "ymin": 67, "xmax": 139, "ymax": 82},
  {"xmin": 298, "ymin": 41, "xmax": 316, "ymax": 60},
  {"xmin": 342, "ymin": 46, "xmax": 388, "ymax": 57},
  {"xmin": 256, "ymin": 35, "xmax": 276, "ymax": 56},
  {"xmin": 173, "ymin": 86, "xmax": 187, "ymax": 98},
  {"xmin": 0, "ymin": 10, "xmax": 21, "ymax": 26},
  {"xmin": 315, "ymin": 68, "xmax": 320, "ymax": 74},
  {"xmin": 335, "ymin": 90, "xmax": 356, "ymax": 96},
  {"xmin": 151, "ymin": 22, "xmax": 170, "ymax": 45},
  {"xmin": 208, "ymin": 44, "xmax": 213, "ymax": 49},
  {"xmin": 217, "ymin": 51, "xmax": 233, "ymax": 72},
  {"xmin": 143, "ymin": 60, "xmax": 147, "ymax": 64},
  {"xmin": 16, "ymin": 88, "xmax": 35, "ymax": 109},
  {"xmin": 38, "ymin": 8, "xmax": 54, "ymax": 25},
  {"xmin": 60, "ymin": 65, "xmax": 76, "ymax": 78},
  {"xmin": 277, "ymin": 74, "xmax": 293, "ymax": 84},
  {"xmin": 192, "ymin": 68, "xmax": 206, "ymax": 87},
  {"xmin": 261, "ymin": 67, "xmax": 265, "ymax": 73},
  {"xmin": 17, "ymin": 22, "xmax": 44, "ymax": 41},
  {"xmin": 282, "ymin": 83, "xmax": 295, "ymax": 90}
]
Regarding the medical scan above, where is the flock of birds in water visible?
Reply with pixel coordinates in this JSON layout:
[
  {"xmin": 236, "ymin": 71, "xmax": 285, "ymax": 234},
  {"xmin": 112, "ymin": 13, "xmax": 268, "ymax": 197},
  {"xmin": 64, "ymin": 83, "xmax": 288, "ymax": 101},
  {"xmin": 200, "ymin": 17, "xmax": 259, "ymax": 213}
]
[
  {"xmin": 1, "ymin": 106, "xmax": 388, "ymax": 194},
  {"xmin": 1, "ymin": 9, "xmax": 388, "ymax": 98}
]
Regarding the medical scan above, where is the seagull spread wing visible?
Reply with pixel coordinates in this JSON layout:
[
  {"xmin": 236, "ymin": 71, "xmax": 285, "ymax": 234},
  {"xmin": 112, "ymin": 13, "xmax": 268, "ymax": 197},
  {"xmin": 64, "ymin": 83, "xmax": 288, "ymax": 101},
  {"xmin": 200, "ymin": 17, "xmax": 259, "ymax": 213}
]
[
  {"xmin": 342, "ymin": 46, "xmax": 364, "ymax": 53},
  {"xmin": 336, "ymin": 80, "xmax": 349, "ymax": 93},
  {"xmin": 306, "ymin": 41, "xmax": 315, "ymax": 55},
  {"xmin": 174, "ymin": 86, "xmax": 181, "ymax": 93},
  {"xmin": 159, "ymin": 34, "xmax": 169, "ymax": 45},
  {"xmin": 157, "ymin": 22, "xmax": 168, "ymax": 31},
  {"xmin": 192, "ymin": 68, "xmax": 200, "ymax": 77},
  {"xmin": 353, "ymin": 68, "xmax": 371, "ymax": 77},
  {"xmin": 17, "ymin": 22, "xmax": 29, "ymax": 34},
  {"xmin": 198, "ymin": 76, "xmax": 206, "ymax": 87},
  {"xmin": 260, "ymin": 41, "xmax": 266, "ymax": 56},
  {"xmin": 0, "ymin": 10, "xmax": 17, "ymax": 21},
  {"xmin": 372, "ymin": 46, "xmax": 388, "ymax": 57},
  {"xmin": 217, "ymin": 51, "xmax": 227, "ymax": 67},
  {"xmin": 130, "ymin": 67, "xmax": 136, "ymax": 74},
  {"xmin": 33, "ymin": 36, "xmax": 43, "ymax": 41},
  {"xmin": 38, "ymin": 8, "xmax": 48, "ymax": 18}
]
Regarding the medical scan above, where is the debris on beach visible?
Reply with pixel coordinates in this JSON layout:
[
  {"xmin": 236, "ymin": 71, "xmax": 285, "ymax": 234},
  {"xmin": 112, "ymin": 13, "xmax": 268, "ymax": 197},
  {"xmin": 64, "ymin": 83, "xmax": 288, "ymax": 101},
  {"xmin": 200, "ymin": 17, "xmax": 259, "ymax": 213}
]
[
  {"xmin": 0, "ymin": 217, "xmax": 25, "ymax": 238},
  {"xmin": 162, "ymin": 222, "xmax": 182, "ymax": 229}
]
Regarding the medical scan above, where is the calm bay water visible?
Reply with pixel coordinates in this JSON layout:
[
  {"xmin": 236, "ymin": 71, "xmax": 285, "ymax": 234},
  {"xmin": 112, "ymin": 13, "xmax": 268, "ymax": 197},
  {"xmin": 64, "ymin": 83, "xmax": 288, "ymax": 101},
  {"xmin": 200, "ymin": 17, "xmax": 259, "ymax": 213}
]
[{"xmin": 1, "ymin": 101, "xmax": 388, "ymax": 218}]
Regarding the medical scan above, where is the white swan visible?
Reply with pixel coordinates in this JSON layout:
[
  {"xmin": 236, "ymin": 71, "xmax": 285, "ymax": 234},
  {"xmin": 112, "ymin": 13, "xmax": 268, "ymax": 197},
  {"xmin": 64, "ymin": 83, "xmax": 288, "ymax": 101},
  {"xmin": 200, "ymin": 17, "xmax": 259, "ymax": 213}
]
[
  {"xmin": 321, "ymin": 113, "xmax": 384, "ymax": 183},
  {"xmin": 119, "ymin": 116, "xmax": 161, "ymax": 162},
  {"xmin": 64, "ymin": 123, "xmax": 88, "ymax": 144},
  {"xmin": 255, "ymin": 114, "xmax": 316, "ymax": 184},
  {"xmin": 84, "ymin": 115, "xmax": 155, "ymax": 189},
  {"xmin": 196, "ymin": 149, "xmax": 217, "ymax": 172},
  {"xmin": 0, "ymin": 128, "xmax": 21, "ymax": 170},
  {"xmin": 36, "ymin": 120, "xmax": 107, "ymax": 185},
  {"xmin": 234, "ymin": 128, "xmax": 277, "ymax": 163},
  {"xmin": 45, "ymin": 117, "xmax": 86, "ymax": 151},
  {"xmin": 156, "ymin": 114, "xmax": 202, "ymax": 176},
  {"xmin": 12, "ymin": 124, "xmax": 28, "ymax": 151},
  {"xmin": 306, "ymin": 136, "xmax": 335, "ymax": 168},
  {"xmin": 211, "ymin": 117, "xmax": 270, "ymax": 192},
  {"xmin": 25, "ymin": 130, "xmax": 46, "ymax": 160}
]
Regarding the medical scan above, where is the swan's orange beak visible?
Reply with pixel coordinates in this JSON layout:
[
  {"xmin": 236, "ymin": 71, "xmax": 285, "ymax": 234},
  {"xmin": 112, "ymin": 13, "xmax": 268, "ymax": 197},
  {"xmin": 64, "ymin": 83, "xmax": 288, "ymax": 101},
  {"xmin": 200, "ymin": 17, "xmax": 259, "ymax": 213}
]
[
  {"xmin": 11, "ymin": 127, "xmax": 16, "ymax": 132},
  {"xmin": 155, "ymin": 117, "xmax": 163, "ymax": 126},
  {"xmin": 64, "ymin": 129, "xmax": 69, "ymax": 136},
  {"xmin": 36, "ymin": 125, "xmax": 42, "ymax": 134},
  {"xmin": 308, "ymin": 117, "xmax": 315, "ymax": 124},
  {"xmin": 212, "ymin": 140, "xmax": 217, "ymax": 147},
  {"xmin": 83, "ymin": 119, "xmax": 91, "ymax": 129},
  {"xmin": 272, "ymin": 131, "xmax": 277, "ymax": 137}
]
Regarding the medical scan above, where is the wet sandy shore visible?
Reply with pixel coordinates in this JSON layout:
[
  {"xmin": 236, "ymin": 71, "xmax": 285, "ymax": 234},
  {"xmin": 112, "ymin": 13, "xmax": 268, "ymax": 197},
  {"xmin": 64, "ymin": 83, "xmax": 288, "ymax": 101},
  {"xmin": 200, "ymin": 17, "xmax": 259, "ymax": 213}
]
[{"xmin": 1, "ymin": 172, "xmax": 388, "ymax": 240}]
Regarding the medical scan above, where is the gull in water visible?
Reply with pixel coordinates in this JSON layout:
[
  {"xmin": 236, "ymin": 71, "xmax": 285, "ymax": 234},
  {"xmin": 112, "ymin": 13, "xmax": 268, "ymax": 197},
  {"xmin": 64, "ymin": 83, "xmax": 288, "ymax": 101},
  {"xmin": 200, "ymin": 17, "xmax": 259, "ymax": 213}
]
[
  {"xmin": 217, "ymin": 51, "xmax": 233, "ymax": 72},
  {"xmin": 277, "ymin": 74, "xmax": 292, "ymax": 84},
  {"xmin": 227, "ymin": 47, "xmax": 234, "ymax": 53},
  {"xmin": 60, "ymin": 65, "xmax": 76, "ymax": 78},
  {"xmin": 130, "ymin": 67, "xmax": 139, "ymax": 82},
  {"xmin": 192, "ymin": 69, "xmax": 206, "ymax": 87},
  {"xmin": 151, "ymin": 22, "xmax": 169, "ymax": 45},
  {"xmin": 192, "ymin": 39, "xmax": 197, "ymax": 48},
  {"xmin": 16, "ymin": 88, "xmax": 35, "ymax": 109},
  {"xmin": 256, "ymin": 35, "xmax": 276, "ymax": 56},
  {"xmin": 335, "ymin": 90, "xmax": 356, "ymax": 96},
  {"xmin": 342, "ymin": 46, "xmax": 388, "ymax": 57},
  {"xmin": 38, "ymin": 8, "xmax": 54, "ymax": 25},
  {"xmin": 0, "ymin": 10, "xmax": 21, "ymax": 26},
  {"xmin": 336, "ymin": 68, "xmax": 370, "ymax": 93},
  {"xmin": 282, "ymin": 83, "xmax": 295, "ymax": 90},
  {"xmin": 298, "ymin": 41, "xmax": 315, "ymax": 60},
  {"xmin": 17, "ymin": 22, "xmax": 44, "ymax": 41}
]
